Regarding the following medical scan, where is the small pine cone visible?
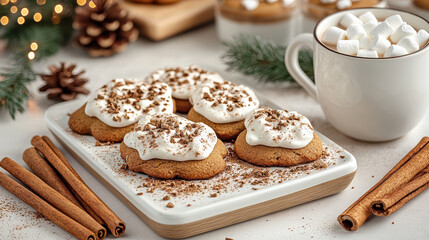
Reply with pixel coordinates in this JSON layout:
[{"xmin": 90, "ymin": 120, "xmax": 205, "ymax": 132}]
[
  {"xmin": 39, "ymin": 62, "xmax": 90, "ymax": 101},
  {"xmin": 73, "ymin": 0, "xmax": 139, "ymax": 57}
]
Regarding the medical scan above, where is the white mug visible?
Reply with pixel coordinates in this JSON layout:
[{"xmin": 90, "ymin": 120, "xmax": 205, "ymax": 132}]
[{"xmin": 285, "ymin": 8, "xmax": 429, "ymax": 142}]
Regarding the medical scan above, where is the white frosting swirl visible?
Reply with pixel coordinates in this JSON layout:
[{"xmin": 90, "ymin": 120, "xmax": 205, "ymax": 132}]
[
  {"xmin": 85, "ymin": 79, "xmax": 174, "ymax": 128},
  {"xmin": 123, "ymin": 113, "xmax": 218, "ymax": 161},
  {"xmin": 190, "ymin": 80, "xmax": 259, "ymax": 123},
  {"xmin": 145, "ymin": 65, "xmax": 223, "ymax": 100},
  {"xmin": 245, "ymin": 108, "xmax": 314, "ymax": 149}
]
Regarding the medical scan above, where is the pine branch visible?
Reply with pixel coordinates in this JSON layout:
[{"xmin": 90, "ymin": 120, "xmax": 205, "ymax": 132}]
[
  {"xmin": 0, "ymin": 62, "xmax": 35, "ymax": 119},
  {"xmin": 222, "ymin": 34, "xmax": 314, "ymax": 83},
  {"xmin": 0, "ymin": 0, "xmax": 76, "ymax": 119}
]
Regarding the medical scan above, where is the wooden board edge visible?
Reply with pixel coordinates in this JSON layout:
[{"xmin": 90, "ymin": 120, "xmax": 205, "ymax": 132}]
[
  {"xmin": 119, "ymin": 0, "xmax": 216, "ymax": 41},
  {"xmin": 51, "ymin": 131, "xmax": 356, "ymax": 239}
]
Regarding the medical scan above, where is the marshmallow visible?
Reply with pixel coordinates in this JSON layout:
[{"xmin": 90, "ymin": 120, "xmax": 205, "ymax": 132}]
[
  {"xmin": 416, "ymin": 29, "xmax": 429, "ymax": 47},
  {"xmin": 370, "ymin": 21, "xmax": 394, "ymax": 39},
  {"xmin": 323, "ymin": 26, "xmax": 346, "ymax": 45},
  {"xmin": 363, "ymin": 21, "xmax": 379, "ymax": 34},
  {"xmin": 390, "ymin": 23, "xmax": 417, "ymax": 43},
  {"xmin": 397, "ymin": 37, "xmax": 419, "ymax": 53},
  {"xmin": 357, "ymin": 49, "xmax": 379, "ymax": 58},
  {"xmin": 359, "ymin": 11, "xmax": 378, "ymax": 24},
  {"xmin": 337, "ymin": 40, "xmax": 359, "ymax": 55},
  {"xmin": 385, "ymin": 14, "xmax": 404, "ymax": 30},
  {"xmin": 359, "ymin": 35, "xmax": 372, "ymax": 49},
  {"xmin": 347, "ymin": 24, "xmax": 366, "ymax": 40},
  {"xmin": 384, "ymin": 45, "xmax": 409, "ymax": 57},
  {"xmin": 337, "ymin": 0, "xmax": 352, "ymax": 10},
  {"xmin": 241, "ymin": 0, "xmax": 259, "ymax": 11},
  {"xmin": 370, "ymin": 36, "xmax": 392, "ymax": 55},
  {"xmin": 340, "ymin": 13, "xmax": 363, "ymax": 28}
]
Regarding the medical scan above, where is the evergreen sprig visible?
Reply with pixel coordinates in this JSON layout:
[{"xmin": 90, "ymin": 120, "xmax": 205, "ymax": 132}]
[
  {"xmin": 222, "ymin": 34, "xmax": 314, "ymax": 83},
  {"xmin": 0, "ymin": 0, "xmax": 76, "ymax": 119}
]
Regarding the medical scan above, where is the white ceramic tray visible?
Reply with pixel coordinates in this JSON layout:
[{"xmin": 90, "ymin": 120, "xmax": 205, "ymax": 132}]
[{"xmin": 45, "ymin": 95, "xmax": 357, "ymax": 239}]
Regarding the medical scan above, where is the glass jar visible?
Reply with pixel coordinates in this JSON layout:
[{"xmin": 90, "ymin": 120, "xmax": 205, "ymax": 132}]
[
  {"xmin": 215, "ymin": 0, "xmax": 299, "ymax": 44},
  {"xmin": 300, "ymin": 0, "xmax": 387, "ymax": 33}
]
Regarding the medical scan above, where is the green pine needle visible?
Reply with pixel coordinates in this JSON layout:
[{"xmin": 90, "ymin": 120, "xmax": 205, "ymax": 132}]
[{"xmin": 222, "ymin": 34, "xmax": 314, "ymax": 83}]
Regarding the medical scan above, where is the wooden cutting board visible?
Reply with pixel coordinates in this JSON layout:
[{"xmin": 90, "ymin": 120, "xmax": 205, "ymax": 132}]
[{"xmin": 119, "ymin": 0, "xmax": 216, "ymax": 41}]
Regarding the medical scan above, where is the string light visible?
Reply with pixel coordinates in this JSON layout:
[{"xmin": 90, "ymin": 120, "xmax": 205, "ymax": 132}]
[
  {"xmin": 54, "ymin": 4, "xmax": 63, "ymax": 14},
  {"xmin": 10, "ymin": 6, "xmax": 17, "ymax": 13},
  {"xmin": 28, "ymin": 51, "xmax": 35, "ymax": 60},
  {"xmin": 30, "ymin": 42, "xmax": 38, "ymax": 51},
  {"xmin": 21, "ymin": 8, "xmax": 29, "ymax": 16},
  {"xmin": 17, "ymin": 16, "xmax": 25, "ymax": 24},
  {"xmin": 89, "ymin": 0, "xmax": 96, "ymax": 8},
  {"xmin": 0, "ymin": 16, "xmax": 9, "ymax": 25},
  {"xmin": 36, "ymin": 0, "xmax": 46, "ymax": 5},
  {"xmin": 33, "ymin": 12, "xmax": 42, "ymax": 22},
  {"xmin": 0, "ymin": 0, "xmax": 9, "ymax": 6},
  {"xmin": 77, "ymin": 0, "xmax": 86, "ymax": 6}
]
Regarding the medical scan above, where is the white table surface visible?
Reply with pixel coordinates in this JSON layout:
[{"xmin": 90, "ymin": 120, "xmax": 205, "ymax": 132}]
[{"xmin": 0, "ymin": 23, "xmax": 428, "ymax": 240}]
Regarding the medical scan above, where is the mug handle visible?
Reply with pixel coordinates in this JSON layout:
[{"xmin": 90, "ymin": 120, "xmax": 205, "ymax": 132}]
[{"xmin": 285, "ymin": 33, "xmax": 317, "ymax": 100}]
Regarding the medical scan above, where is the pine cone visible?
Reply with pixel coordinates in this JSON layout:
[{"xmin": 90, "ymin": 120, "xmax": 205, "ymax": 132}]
[
  {"xmin": 39, "ymin": 62, "xmax": 90, "ymax": 101},
  {"xmin": 73, "ymin": 0, "xmax": 139, "ymax": 57}
]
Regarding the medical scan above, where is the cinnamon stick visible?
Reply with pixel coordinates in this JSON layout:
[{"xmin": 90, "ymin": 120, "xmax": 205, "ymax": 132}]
[
  {"xmin": 338, "ymin": 137, "xmax": 429, "ymax": 231},
  {"xmin": 371, "ymin": 172, "xmax": 429, "ymax": 216},
  {"xmin": 0, "ymin": 170, "xmax": 96, "ymax": 240},
  {"xmin": 22, "ymin": 148, "xmax": 82, "ymax": 208},
  {"xmin": 0, "ymin": 157, "xmax": 107, "ymax": 239},
  {"xmin": 31, "ymin": 136, "xmax": 126, "ymax": 237}
]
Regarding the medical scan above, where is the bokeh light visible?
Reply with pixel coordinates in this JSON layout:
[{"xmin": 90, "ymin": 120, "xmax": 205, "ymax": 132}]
[
  {"xmin": 33, "ymin": 12, "xmax": 42, "ymax": 22},
  {"xmin": 0, "ymin": 16, "xmax": 9, "ymax": 25}
]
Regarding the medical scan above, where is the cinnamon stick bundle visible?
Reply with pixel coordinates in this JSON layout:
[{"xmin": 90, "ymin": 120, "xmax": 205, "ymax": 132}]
[
  {"xmin": 371, "ymin": 169, "xmax": 429, "ymax": 216},
  {"xmin": 0, "ymin": 157, "xmax": 106, "ymax": 239},
  {"xmin": 41, "ymin": 136, "xmax": 109, "ymax": 228},
  {"xmin": 31, "ymin": 136, "xmax": 126, "ymax": 237},
  {"xmin": 0, "ymin": 171, "xmax": 96, "ymax": 240},
  {"xmin": 338, "ymin": 137, "xmax": 429, "ymax": 231},
  {"xmin": 22, "ymin": 148, "xmax": 82, "ymax": 208},
  {"xmin": 23, "ymin": 146, "xmax": 106, "ymax": 227}
]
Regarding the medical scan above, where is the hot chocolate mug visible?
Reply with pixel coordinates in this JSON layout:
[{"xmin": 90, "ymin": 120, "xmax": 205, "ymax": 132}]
[{"xmin": 285, "ymin": 8, "xmax": 429, "ymax": 141}]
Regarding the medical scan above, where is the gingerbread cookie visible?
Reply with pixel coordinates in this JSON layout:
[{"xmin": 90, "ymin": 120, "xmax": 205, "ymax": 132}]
[
  {"xmin": 146, "ymin": 65, "xmax": 223, "ymax": 113},
  {"xmin": 235, "ymin": 108, "xmax": 323, "ymax": 167},
  {"xmin": 187, "ymin": 79, "xmax": 259, "ymax": 141},
  {"xmin": 68, "ymin": 79, "xmax": 175, "ymax": 142},
  {"xmin": 120, "ymin": 113, "xmax": 227, "ymax": 179}
]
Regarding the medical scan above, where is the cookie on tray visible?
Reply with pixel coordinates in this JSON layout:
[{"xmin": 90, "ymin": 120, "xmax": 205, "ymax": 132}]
[
  {"xmin": 187, "ymin": 79, "xmax": 259, "ymax": 141},
  {"xmin": 235, "ymin": 108, "xmax": 323, "ymax": 167},
  {"xmin": 68, "ymin": 78, "xmax": 176, "ymax": 142},
  {"xmin": 146, "ymin": 65, "xmax": 223, "ymax": 113},
  {"xmin": 120, "ymin": 113, "xmax": 227, "ymax": 180}
]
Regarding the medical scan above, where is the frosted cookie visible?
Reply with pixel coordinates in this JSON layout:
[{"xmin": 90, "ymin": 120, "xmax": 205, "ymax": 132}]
[
  {"xmin": 235, "ymin": 108, "xmax": 323, "ymax": 167},
  {"xmin": 146, "ymin": 65, "xmax": 223, "ymax": 113},
  {"xmin": 187, "ymin": 79, "xmax": 259, "ymax": 141},
  {"xmin": 68, "ymin": 79, "xmax": 176, "ymax": 142},
  {"xmin": 120, "ymin": 113, "xmax": 227, "ymax": 180}
]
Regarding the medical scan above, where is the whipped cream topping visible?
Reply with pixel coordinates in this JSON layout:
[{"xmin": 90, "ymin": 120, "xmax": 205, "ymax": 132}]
[
  {"xmin": 123, "ymin": 113, "xmax": 218, "ymax": 161},
  {"xmin": 145, "ymin": 65, "xmax": 223, "ymax": 100},
  {"xmin": 245, "ymin": 108, "xmax": 314, "ymax": 149},
  {"xmin": 85, "ymin": 79, "xmax": 174, "ymax": 128},
  {"xmin": 190, "ymin": 79, "xmax": 259, "ymax": 123}
]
